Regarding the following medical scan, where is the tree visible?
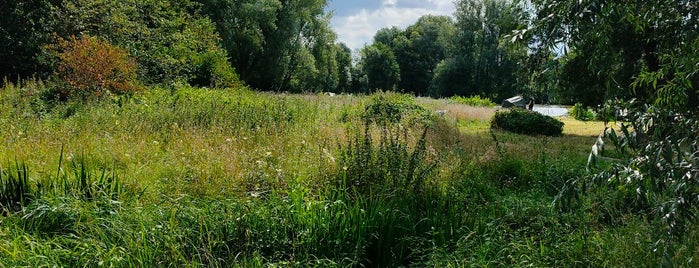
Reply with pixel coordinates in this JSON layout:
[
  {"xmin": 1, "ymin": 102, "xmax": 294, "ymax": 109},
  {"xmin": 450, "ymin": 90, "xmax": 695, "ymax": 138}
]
[
  {"xmin": 335, "ymin": 43, "xmax": 353, "ymax": 93},
  {"xmin": 1, "ymin": 0, "xmax": 239, "ymax": 88},
  {"xmin": 302, "ymin": 13, "xmax": 340, "ymax": 92},
  {"xmin": 373, "ymin": 26, "xmax": 402, "ymax": 47},
  {"xmin": 199, "ymin": 0, "xmax": 343, "ymax": 92},
  {"xmin": 429, "ymin": 58, "xmax": 471, "ymax": 97},
  {"xmin": 519, "ymin": 0, "xmax": 699, "ymax": 258},
  {"xmin": 395, "ymin": 16, "xmax": 455, "ymax": 95},
  {"xmin": 0, "ymin": 0, "xmax": 60, "ymax": 81},
  {"xmin": 430, "ymin": 0, "xmax": 527, "ymax": 100},
  {"xmin": 369, "ymin": 17, "xmax": 455, "ymax": 96},
  {"xmin": 515, "ymin": 0, "xmax": 698, "ymax": 108},
  {"xmin": 359, "ymin": 43, "xmax": 401, "ymax": 92}
]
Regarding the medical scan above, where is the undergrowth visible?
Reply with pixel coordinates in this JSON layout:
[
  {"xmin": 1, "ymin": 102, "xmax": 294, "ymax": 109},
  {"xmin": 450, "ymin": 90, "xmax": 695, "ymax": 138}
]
[{"xmin": 0, "ymin": 83, "xmax": 696, "ymax": 266}]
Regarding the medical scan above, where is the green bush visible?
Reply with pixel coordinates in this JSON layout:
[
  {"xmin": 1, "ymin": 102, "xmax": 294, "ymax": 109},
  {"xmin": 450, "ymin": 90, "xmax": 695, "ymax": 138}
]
[
  {"xmin": 448, "ymin": 95, "xmax": 496, "ymax": 107},
  {"xmin": 361, "ymin": 91, "xmax": 430, "ymax": 126},
  {"xmin": 340, "ymin": 91, "xmax": 435, "ymax": 195},
  {"xmin": 491, "ymin": 109, "xmax": 564, "ymax": 136},
  {"xmin": 569, "ymin": 103, "xmax": 596, "ymax": 121}
]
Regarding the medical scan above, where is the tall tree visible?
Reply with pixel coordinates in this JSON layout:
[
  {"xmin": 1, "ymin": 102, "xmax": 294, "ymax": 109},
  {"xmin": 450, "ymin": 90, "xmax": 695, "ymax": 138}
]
[
  {"xmin": 359, "ymin": 43, "xmax": 400, "ymax": 92},
  {"xmin": 394, "ymin": 15, "xmax": 455, "ymax": 95},
  {"xmin": 373, "ymin": 26, "xmax": 402, "ymax": 47},
  {"xmin": 335, "ymin": 43, "xmax": 353, "ymax": 93},
  {"xmin": 199, "ymin": 0, "xmax": 342, "ymax": 92},
  {"xmin": 430, "ymin": 0, "xmax": 526, "ymax": 100}
]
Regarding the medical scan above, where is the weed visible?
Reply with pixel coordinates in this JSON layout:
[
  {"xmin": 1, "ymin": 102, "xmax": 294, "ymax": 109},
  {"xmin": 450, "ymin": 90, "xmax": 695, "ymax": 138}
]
[{"xmin": 0, "ymin": 162, "xmax": 34, "ymax": 214}]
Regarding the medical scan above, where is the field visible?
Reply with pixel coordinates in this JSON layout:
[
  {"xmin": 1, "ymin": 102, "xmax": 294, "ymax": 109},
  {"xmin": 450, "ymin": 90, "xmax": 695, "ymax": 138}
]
[{"xmin": 1, "ymin": 82, "xmax": 697, "ymax": 267}]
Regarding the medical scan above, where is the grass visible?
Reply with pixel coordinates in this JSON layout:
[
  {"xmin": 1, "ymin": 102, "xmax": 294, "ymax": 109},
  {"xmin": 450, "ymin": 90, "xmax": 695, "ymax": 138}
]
[{"xmin": 0, "ymin": 81, "xmax": 697, "ymax": 266}]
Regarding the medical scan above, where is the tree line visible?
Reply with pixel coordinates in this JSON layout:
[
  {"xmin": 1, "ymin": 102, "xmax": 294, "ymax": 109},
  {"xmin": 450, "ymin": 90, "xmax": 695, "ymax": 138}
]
[
  {"xmin": 0, "ymin": 0, "xmax": 550, "ymax": 102},
  {"xmin": 1, "ymin": 0, "xmax": 697, "ymax": 107}
]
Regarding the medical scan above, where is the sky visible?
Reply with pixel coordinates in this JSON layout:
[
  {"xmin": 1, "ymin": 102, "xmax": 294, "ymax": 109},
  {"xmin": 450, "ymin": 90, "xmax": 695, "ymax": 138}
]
[{"xmin": 326, "ymin": 0, "xmax": 457, "ymax": 52}]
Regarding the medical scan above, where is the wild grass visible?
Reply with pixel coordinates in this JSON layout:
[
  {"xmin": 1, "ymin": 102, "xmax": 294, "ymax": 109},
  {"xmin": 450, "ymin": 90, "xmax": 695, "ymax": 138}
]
[{"xmin": 0, "ymin": 81, "xmax": 696, "ymax": 266}]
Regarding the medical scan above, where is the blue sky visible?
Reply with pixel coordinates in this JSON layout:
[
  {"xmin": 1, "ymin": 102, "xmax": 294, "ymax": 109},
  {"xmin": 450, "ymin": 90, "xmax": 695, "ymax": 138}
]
[{"xmin": 326, "ymin": 0, "xmax": 457, "ymax": 51}]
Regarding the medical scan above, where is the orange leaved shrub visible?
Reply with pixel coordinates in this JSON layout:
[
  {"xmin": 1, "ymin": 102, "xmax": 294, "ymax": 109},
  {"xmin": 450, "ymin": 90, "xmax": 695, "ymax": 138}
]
[{"xmin": 56, "ymin": 36, "xmax": 139, "ymax": 98}]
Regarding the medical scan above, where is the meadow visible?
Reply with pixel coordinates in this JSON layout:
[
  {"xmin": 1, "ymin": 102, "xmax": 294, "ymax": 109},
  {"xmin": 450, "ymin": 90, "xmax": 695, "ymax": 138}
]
[{"xmin": 1, "ymin": 81, "xmax": 697, "ymax": 267}]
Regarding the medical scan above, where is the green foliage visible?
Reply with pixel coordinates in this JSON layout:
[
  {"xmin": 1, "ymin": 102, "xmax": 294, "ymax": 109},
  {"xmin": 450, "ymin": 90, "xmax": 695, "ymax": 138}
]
[
  {"xmin": 359, "ymin": 43, "xmax": 401, "ymax": 92},
  {"xmin": 199, "ymin": 0, "xmax": 342, "ymax": 92},
  {"xmin": 430, "ymin": 0, "xmax": 527, "ymax": 99},
  {"xmin": 572, "ymin": 101, "xmax": 699, "ymax": 259},
  {"xmin": 0, "ymin": 0, "xmax": 58, "ymax": 81},
  {"xmin": 429, "ymin": 58, "xmax": 468, "ymax": 97},
  {"xmin": 491, "ymin": 109, "xmax": 564, "ymax": 136},
  {"xmin": 340, "ymin": 94, "xmax": 434, "ymax": 195},
  {"xmin": 2, "ymin": 0, "xmax": 240, "ymax": 88},
  {"xmin": 517, "ymin": 0, "xmax": 699, "ymax": 108},
  {"xmin": 569, "ymin": 103, "xmax": 595, "ymax": 121},
  {"xmin": 522, "ymin": 0, "xmax": 698, "ymax": 261},
  {"xmin": 370, "ymin": 16, "xmax": 456, "ymax": 96},
  {"xmin": 449, "ymin": 95, "xmax": 496, "ymax": 107},
  {"xmin": 0, "ymin": 163, "xmax": 33, "ymax": 214}
]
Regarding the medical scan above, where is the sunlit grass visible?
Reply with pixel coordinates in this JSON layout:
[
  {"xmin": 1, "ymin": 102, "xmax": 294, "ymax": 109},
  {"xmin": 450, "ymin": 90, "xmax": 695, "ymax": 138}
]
[
  {"xmin": 559, "ymin": 116, "xmax": 607, "ymax": 136},
  {"xmin": 1, "ymin": 82, "xmax": 695, "ymax": 266}
]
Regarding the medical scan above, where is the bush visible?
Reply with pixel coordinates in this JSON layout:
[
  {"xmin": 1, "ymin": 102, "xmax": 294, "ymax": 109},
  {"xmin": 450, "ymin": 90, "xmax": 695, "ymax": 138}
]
[
  {"xmin": 189, "ymin": 52, "xmax": 240, "ymax": 89},
  {"xmin": 491, "ymin": 109, "xmax": 564, "ymax": 136},
  {"xmin": 362, "ymin": 91, "xmax": 430, "ymax": 126},
  {"xmin": 54, "ymin": 36, "xmax": 139, "ymax": 99},
  {"xmin": 448, "ymin": 95, "xmax": 496, "ymax": 107},
  {"xmin": 569, "ymin": 103, "xmax": 595, "ymax": 121},
  {"xmin": 339, "ymin": 92, "xmax": 435, "ymax": 195}
]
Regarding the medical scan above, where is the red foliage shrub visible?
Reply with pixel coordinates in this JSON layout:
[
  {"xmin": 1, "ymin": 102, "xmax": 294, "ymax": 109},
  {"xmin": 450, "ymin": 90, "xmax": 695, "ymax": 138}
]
[{"xmin": 56, "ymin": 36, "xmax": 139, "ymax": 97}]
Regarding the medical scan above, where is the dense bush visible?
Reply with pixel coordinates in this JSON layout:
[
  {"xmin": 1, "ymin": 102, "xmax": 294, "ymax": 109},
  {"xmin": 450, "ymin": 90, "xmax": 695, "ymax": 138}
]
[
  {"xmin": 448, "ymin": 95, "xmax": 495, "ymax": 107},
  {"xmin": 361, "ymin": 91, "xmax": 430, "ymax": 126},
  {"xmin": 491, "ymin": 109, "xmax": 564, "ymax": 136},
  {"xmin": 569, "ymin": 103, "xmax": 595, "ymax": 121},
  {"xmin": 54, "ymin": 36, "xmax": 139, "ymax": 99}
]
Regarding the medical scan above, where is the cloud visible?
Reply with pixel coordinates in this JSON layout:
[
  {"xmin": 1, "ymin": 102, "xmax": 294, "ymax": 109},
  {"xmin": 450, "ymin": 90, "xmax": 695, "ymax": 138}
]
[{"xmin": 331, "ymin": 0, "xmax": 456, "ymax": 51}]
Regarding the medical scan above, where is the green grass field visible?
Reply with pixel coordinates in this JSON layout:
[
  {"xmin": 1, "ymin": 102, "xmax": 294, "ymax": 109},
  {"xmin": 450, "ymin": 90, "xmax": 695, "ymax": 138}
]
[{"xmin": 1, "ymin": 82, "xmax": 697, "ymax": 267}]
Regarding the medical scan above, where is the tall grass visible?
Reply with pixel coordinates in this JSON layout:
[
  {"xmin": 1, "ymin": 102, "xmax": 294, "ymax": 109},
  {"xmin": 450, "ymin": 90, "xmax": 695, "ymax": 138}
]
[{"xmin": 1, "ymin": 83, "xmax": 696, "ymax": 266}]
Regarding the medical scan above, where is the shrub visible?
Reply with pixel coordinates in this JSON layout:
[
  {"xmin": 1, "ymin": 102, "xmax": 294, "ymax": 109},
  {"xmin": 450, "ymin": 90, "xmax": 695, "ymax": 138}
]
[
  {"xmin": 55, "ymin": 36, "xmax": 139, "ymax": 99},
  {"xmin": 362, "ymin": 91, "xmax": 430, "ymax": 126},
  {"xmin": 569, "ymin": 103, "xmax": 596, "ymax": 121},
  {"xmin": 491, "ymin": 109, "xmax": 564, "ymax": 136},
  {"xmin": 189, "ymin": 52, "xmax": 240, "ymax": 89},
  {"xmin": 339, "ymin": 92, "xmax": 436, "ymax": 195},
  {"xmin": 448, "ymin": 95, "xmax": 496, "ymax": 107}
]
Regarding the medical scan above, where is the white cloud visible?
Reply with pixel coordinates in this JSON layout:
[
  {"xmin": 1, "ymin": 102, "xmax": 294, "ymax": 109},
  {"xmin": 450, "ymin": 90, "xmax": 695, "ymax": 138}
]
[{"xmin": 332, "ymin": 1, "xmax": 456, "ymax": 52}]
